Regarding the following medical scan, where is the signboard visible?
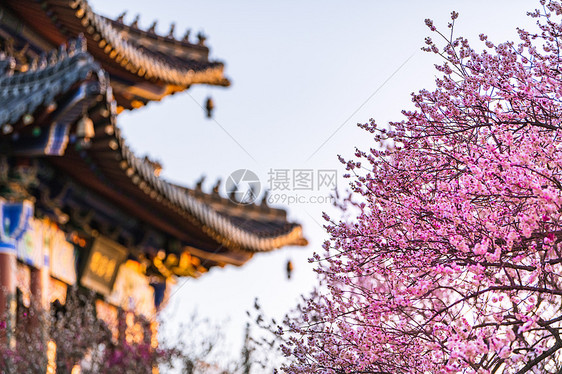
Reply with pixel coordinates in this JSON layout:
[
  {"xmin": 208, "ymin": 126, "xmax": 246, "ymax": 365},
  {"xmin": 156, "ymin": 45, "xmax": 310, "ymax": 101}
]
[
  {"xmin": 49, "ymin": 230, "xmax": 77, "ymax": 285},
  {"xmin": 107, "ymin": 260, "xmax": 155, "ymax": 318},
  {"xmin": 16, "ymin": 218, "xmax": 77, "ymax": 284},
  {"xmin": 16, "ymin": 218, "xmax": 46, "ymax": 268},
  {"xmin": 80, "ymin": 236, "xmax": 128, "ymax": 296}
]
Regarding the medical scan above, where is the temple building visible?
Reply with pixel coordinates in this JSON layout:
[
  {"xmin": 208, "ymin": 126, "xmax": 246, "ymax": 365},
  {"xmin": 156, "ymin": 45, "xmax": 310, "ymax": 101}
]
[{"xmin": 0, "ymin": 0, "xmax": 306, "ymax": 358}]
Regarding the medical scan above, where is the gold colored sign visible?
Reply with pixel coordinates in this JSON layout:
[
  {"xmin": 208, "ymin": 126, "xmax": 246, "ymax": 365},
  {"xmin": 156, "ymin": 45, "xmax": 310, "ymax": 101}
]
[
  {"xmin": 80, "ymin": 236, "xmax": 127, "ymax": 296},
  {"xmin": 89, "ymin": 251, "xmax": 117, "ymax": 283}
]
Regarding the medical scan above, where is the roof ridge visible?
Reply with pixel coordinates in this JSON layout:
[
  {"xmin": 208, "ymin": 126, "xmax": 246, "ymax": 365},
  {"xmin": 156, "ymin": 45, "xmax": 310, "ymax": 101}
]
[
  {"xmin": 67, "ymin": 0, "xmax": 229, "ymax": 87},
  {"xmin": 0, "ymin": 36, "xmax": 92, "ymax": 87},
  {"xmin": 114, "ymin": 130, "xmax": 306, "ymax": 251},
  {"xmin": 0, "ymin": 36, "xmax": 103, "ymax": 127},
  {"xmin": 104, "ymin": 14, "xmax": 206, "ymax": 49}
]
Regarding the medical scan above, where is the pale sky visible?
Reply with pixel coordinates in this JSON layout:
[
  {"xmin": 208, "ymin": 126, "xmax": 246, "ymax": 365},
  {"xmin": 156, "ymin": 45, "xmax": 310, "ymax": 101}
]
[{"xmin": 92, "ymin": 0, "xmax": 535, "ymax": 366}]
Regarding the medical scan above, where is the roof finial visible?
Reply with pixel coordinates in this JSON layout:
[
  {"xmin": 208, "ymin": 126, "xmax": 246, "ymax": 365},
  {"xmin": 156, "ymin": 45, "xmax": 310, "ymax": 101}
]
[
  {"xmin": 58, "ymin": 44, "xmax": 68, "ymax": 61},
  {"xmin": 131, "ymin": 14, "xmax": 140, "ymax": 28},
  {"xmin": 48, "ymin": 49, "xmax": 57, "ymax": 65},
  {"xmin": 38, "ymin": 53, "xmax": 47, "ymax": 69},
  {"xmin": 260, "ymin": 190, "xmax": 269, "ymax": 207},
  {"xmin": 116, "ymin": 11, "xmax": 127, "ymax": 23},
  {"xmin": 182, "ymin": 29, "xmax": 191, "ymax": 42},
  {"xmin": 248, "ymin": 184, "xmax": 258, "ymax": 204},
  {"xmin": 142, "ymin": 155, "xmax": 163, "ymax": 177},
  {"xmin": 212, "ymin": 179, "xmax": 221, "ymax": 196},
  {"xmin": 197, "ymin": 31, "xmax": 206, "ymax": 46},
  {"xmin": 67, "ymin": 38, "xmax": 77, "ymax": 56},
  {"xmin": 229, "ymin": 186, "xmax": 238, "ymax": 202},
  {"xmin": 76, "ymin": 33, "xmax": 87, "ymax": 52},
  {"xmin": 167, "ymin": 23, "xmax": 176, "ymax": 39},
  {"xmin": 148, "ymin": 21, "xmax": 157, "ymax": 34},
  {"xmin": 29, "ymin": 56, "xmax": 38, "ymax": 71},
  {"xmin": 195, "ymin": 175, "xmax": 205, "ymax": 191},
  {"xmin": 0, "ymin": 54, "xmax": 15, "ymax": 76}
]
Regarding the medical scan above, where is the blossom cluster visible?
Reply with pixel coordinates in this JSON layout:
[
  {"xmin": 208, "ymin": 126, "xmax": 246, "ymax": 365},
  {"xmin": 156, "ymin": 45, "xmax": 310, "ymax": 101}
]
[{"xmin": 281, "ymin": 1, "xmax": 562, "ymax": 373}]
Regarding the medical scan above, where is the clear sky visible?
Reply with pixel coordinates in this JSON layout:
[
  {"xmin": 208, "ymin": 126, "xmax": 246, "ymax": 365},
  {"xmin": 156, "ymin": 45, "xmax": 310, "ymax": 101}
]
[{"xmin": 92, "ymin": 0, "xmax": 534, "ymax": 366}]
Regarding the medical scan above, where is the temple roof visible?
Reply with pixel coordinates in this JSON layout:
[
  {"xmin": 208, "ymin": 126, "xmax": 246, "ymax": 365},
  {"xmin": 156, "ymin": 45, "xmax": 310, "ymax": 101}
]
[
  {"xmin": 0, "ymin": 38, "xmax": 306, "ymax": 267},
  {"xmin": 2, "ymin": 0, "xmax": 230, "ymax": 110},
  {"xmin": 0, "ymin": 37, "xmax": 97, "ymax": 130}
]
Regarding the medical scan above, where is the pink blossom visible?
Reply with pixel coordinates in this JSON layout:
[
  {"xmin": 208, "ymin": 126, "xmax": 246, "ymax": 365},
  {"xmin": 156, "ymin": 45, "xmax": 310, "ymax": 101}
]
[{"xmin": 280, "ymin": 2, "xmax": 562, "ymax": 373}]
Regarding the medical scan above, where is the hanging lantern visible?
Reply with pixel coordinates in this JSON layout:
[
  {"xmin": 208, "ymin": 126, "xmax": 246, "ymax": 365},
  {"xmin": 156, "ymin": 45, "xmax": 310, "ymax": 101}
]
[
  {"xmin": 76, "ymin": 114, "xmax": 95, "ymax": 139},
  {"xmin": 286, "ymin": 260, "xmax": 294, "ymax": 280},
  {"xmin": 205, "ymin": 97, "xmax": 214, "ymax": 118}
]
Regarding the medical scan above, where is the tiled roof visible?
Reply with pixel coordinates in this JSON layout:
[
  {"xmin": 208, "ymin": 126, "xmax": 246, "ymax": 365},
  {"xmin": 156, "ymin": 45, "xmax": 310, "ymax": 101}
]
[
  {"xmin": 0, "ymin": 40, "xmax": 306, "ymax": 253},
  {"xmin": 61, "ymin": 0, "xmax": 229, "ymax": 87},
  {"xmin": 0, "ymin": 36, "xmax": 97, "ymax": 126},
  {"xmin": 114, "ymin": 125, "xmax": 306, "ymax": 252}
]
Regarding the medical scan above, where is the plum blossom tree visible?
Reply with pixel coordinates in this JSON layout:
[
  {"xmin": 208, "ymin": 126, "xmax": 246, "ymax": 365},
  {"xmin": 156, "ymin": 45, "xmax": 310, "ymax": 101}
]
[{"xmin": 281, "ymin": 1, "xmax": 562, "ymax": 373}]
